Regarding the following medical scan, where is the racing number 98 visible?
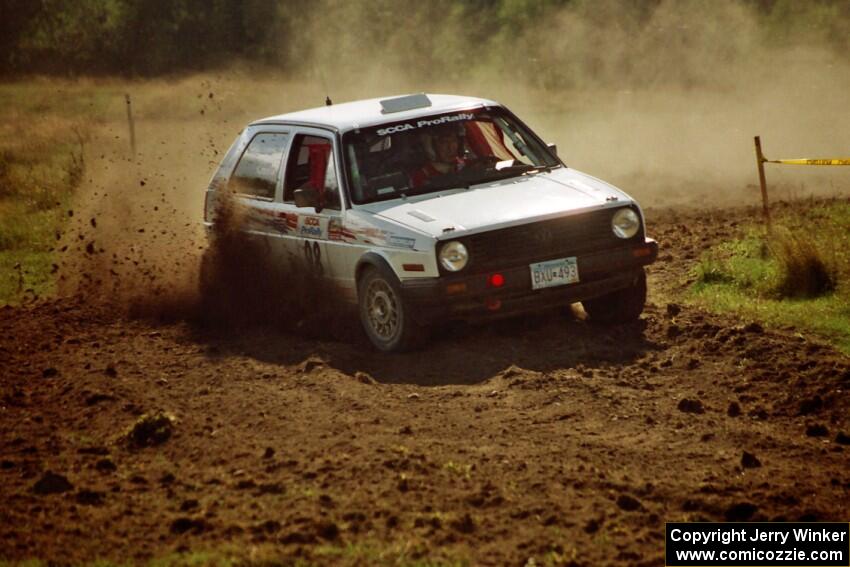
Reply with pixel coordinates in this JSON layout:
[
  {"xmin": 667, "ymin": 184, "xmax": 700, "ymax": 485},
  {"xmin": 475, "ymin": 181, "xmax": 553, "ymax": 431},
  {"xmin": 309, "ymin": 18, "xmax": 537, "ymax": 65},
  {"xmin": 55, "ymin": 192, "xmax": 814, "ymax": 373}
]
[{"xmin": 303, "ymin": 240, "xmax": 323, "ymax": 274}]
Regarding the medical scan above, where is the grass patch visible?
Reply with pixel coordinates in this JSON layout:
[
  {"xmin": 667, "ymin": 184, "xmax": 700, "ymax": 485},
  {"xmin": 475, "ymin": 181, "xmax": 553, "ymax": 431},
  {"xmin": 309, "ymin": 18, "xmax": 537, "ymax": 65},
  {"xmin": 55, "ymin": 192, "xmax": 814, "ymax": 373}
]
[
  {"xmin": 771, "ymin": 226, "xmax": 836, "ymax": 298},
  {"xmin": 0, "ymin": 80, "xmax": 107, "ymax": 304},
  {"xmin": 0, "ymin": 199, "xmax": 66, "ymax": 302},
  {"xmin": 691, "ymin": 201, "xmax": 850, "ymax": 353}
]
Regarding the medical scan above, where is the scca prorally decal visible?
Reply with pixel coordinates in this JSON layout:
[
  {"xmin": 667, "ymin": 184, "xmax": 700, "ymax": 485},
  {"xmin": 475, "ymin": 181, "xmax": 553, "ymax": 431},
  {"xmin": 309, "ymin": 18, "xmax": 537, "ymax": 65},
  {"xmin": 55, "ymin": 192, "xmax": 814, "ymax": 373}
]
[
  {"xmin": 377, "ymin": 113, "xmax": 474, "ymax": 136},
  {"xmin": 298, "ymin": 215, "xmax": 327, "ymax": 239}
]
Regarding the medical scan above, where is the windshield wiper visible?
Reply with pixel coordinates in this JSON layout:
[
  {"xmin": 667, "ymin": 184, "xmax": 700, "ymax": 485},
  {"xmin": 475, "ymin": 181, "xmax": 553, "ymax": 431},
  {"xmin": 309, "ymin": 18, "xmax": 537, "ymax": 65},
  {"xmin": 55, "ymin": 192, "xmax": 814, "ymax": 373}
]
[
  {"xmin": 474, "ymin": 163, "xmax": 539, "ymax": 182},
  {"xmin": 494, "ymin": 163, "xmax": 561, "ymax": 179},
  {"xmin": 534, "ymin": 164, "xmax": 560, "ymax": 172}
]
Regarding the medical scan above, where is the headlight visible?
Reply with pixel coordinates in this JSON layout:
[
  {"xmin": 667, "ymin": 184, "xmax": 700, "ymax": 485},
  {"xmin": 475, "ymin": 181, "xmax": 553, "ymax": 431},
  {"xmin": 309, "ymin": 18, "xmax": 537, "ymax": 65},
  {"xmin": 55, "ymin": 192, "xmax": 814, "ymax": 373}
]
[
  {"xmin": 439, "ymin": 241, "xmax": 468, "ymax": 272},
  {"xmin": 612, "ymin": 208, "xmax": 640, "ymax": 239}
]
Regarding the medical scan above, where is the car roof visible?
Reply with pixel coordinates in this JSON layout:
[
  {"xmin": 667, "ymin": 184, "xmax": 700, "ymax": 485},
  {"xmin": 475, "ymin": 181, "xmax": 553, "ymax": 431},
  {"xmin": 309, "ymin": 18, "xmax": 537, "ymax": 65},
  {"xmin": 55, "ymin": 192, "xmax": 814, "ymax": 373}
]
[{"xmin": 251, "ymin": 93, "xmax": 500, "ymax": 133}]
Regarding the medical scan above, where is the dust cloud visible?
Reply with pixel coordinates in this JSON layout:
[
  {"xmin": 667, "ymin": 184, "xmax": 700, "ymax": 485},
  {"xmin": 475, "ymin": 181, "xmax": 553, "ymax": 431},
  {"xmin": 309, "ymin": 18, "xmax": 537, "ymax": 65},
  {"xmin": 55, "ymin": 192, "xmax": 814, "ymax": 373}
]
[
  {"xmin": 57, "ymin": 78, "xmax": 349, "ymax": 332},
  {"xmin": 292, "ymin": 0, "xmax": 850, "ymax": 205},
  {"xmin": 56, "ymin": 0, "xmax": 849, "ymax": 312}
]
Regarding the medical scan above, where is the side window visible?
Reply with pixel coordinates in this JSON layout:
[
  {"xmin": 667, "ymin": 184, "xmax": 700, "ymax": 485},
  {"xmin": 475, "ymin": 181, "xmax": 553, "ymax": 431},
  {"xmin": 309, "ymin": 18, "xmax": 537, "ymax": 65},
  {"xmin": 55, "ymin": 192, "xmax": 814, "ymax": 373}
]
[
  {"xmin": 284, "ymin": 134, "xmax": 341, "ymax": 210},
  {"xmin": 229, "ymin": 132, "xmax": 289, "ymax": 199}
]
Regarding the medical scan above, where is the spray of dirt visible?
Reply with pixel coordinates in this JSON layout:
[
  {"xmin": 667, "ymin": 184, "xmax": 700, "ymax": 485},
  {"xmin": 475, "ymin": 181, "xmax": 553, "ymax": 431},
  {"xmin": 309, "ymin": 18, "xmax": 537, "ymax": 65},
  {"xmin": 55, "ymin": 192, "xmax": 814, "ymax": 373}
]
[
  {"xmin": 54, "ymin": 0, "xmax": 849, "ymax": 328},
  {"xmin": 193, "ymin": 190, "xmax": 351, "ymax": 338},
  {"xmin": 56, "ymin": 86, "xmax": 351, "ymax": 338}
]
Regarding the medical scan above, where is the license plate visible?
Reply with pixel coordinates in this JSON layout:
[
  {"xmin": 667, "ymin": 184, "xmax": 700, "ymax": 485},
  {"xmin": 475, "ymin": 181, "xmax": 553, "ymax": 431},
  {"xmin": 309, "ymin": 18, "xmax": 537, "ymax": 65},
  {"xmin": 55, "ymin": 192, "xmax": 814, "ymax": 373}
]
[{"xmin": 530, "ymin": 257, "xmax": 579, "ymax": 290}]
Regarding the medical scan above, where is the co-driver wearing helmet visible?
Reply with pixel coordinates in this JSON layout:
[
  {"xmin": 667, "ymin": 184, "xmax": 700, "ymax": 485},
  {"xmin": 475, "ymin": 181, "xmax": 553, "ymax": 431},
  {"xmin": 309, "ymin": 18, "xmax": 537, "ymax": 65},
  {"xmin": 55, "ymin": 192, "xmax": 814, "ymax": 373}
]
[{"xmin": 410, "ymin": 126, "xmax": 468, "ymax": 188}]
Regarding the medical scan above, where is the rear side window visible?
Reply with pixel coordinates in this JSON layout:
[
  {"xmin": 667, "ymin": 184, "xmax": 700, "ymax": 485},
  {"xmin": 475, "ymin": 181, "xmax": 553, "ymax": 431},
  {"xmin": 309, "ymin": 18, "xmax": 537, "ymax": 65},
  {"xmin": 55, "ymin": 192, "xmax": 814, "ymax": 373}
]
[
  {"xmin": 229, "ymin": 133, "xmax": 289, "ymax": 198},
  {"xmin": 208, "ymin": 135, "xmax": 243, "ymax": 190}
]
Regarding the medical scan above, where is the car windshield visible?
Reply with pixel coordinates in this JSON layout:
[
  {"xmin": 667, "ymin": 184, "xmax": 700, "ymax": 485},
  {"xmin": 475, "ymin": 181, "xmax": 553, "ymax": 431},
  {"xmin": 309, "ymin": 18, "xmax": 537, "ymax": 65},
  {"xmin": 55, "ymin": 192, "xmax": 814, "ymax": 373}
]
[{"xmin": 342, "ymin": 107, "xmax": 560, "ymax": 205}]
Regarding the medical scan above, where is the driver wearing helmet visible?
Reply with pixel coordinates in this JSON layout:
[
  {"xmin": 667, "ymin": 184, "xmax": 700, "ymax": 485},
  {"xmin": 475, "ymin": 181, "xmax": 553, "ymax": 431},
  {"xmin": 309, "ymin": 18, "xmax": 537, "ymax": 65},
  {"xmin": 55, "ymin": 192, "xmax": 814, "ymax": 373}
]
[{"xmin": 410, "ymin": 125, "xmax": 468, "ymax": 188}]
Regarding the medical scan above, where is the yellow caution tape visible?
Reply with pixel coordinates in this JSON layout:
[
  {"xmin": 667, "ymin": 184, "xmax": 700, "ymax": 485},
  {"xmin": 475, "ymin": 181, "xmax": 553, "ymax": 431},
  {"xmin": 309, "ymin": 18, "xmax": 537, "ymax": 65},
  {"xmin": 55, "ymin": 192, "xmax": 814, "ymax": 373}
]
[{"xmin": 768, "ymin": 158, "xmax": 850, "ymax": 166}]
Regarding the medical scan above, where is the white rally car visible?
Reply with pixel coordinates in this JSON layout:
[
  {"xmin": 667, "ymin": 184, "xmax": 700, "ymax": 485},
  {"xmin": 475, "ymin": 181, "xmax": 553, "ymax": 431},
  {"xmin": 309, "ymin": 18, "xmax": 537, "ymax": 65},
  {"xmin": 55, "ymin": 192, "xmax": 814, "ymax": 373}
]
[{"xmin": 204, "ymin": 94, "xmax": 658, "ymax": 351}]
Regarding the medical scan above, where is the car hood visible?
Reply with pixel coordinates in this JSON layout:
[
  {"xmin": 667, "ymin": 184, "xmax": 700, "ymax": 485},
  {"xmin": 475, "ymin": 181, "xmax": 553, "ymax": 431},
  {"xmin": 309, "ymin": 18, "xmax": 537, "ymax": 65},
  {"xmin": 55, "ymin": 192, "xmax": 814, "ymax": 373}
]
[{"xmin": 362, "ymin": 167, "xmax": 630, "ymax": 238}]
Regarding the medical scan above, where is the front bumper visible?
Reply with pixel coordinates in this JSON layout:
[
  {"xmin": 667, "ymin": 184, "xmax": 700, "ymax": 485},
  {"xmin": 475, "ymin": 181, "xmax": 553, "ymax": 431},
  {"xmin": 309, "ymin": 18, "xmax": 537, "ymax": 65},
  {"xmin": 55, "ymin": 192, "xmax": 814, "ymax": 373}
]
[{"xmin": 400, "ymin": 238, "xmax": 658, "ymax": 324}]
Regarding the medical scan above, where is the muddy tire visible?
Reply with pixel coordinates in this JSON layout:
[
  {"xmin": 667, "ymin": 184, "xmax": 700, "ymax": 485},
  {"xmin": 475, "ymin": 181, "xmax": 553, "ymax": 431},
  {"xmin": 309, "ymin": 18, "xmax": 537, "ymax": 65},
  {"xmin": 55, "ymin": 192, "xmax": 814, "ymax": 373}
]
[
  {"xmin": 582, "ymin": 268, "xmax": 647, "ymax": 324},
  {"xmin": 358, "ymin": 265, "xmax": 428, "ymax": 352}
]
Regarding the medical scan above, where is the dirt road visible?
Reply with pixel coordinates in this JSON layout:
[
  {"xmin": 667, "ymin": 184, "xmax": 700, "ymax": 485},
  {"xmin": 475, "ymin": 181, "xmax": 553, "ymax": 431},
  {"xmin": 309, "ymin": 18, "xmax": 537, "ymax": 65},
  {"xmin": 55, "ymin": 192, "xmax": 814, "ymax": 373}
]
[{"xmin": 1, "ymin": 205, "xmax": 849, "ymax": 566}]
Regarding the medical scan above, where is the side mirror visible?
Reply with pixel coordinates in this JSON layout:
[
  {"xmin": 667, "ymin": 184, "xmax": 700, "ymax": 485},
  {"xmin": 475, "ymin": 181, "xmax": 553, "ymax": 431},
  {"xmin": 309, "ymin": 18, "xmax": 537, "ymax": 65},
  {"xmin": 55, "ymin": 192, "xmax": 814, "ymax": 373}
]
[
  {"xmin": 294, "ymin": 187, "xmax": 323, "ymax": 213},
  {"xmin": 547, "ymin": 142, "xmax": 558, "ymax": 157}
]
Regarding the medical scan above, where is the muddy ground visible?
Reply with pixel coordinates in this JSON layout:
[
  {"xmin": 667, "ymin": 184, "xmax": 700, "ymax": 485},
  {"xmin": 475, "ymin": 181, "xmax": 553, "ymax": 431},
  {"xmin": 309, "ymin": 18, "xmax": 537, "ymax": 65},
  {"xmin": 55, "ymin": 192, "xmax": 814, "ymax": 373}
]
[{"xmin": 1, "ymin": 204, "xmax": 849, "ymax": 566}]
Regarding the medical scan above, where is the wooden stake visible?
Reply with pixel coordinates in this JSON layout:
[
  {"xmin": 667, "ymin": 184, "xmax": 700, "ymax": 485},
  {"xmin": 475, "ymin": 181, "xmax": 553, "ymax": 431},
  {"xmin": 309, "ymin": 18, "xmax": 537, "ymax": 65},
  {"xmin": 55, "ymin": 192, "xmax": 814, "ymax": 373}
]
[
  {"xmin": 754, "ymin": 136, "xmax": 771, "ymax": 231},
  {"xmin": 125, "ymin": 94, "xmax": 136, "ymax": 157}
]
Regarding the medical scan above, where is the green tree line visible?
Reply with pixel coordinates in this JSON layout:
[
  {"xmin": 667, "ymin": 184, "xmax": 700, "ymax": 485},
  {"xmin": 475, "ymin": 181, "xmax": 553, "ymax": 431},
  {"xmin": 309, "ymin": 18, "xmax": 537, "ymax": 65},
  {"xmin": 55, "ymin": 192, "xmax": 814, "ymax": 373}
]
[
  {"xmin": 1, "ymin": 0, "xmax": 300, "ymax": 74},
  {"xmin": 0, "ymin": 0, "xmax": 847, "ymax": 80}
]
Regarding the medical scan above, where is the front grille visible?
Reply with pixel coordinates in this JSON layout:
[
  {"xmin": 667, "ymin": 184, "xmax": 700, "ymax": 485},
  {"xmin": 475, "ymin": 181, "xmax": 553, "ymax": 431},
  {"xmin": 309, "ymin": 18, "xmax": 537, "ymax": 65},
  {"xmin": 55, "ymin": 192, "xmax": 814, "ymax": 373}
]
[{"xmin": 458, "ymin": 206, "xmax": 641, "ymax": 273}]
